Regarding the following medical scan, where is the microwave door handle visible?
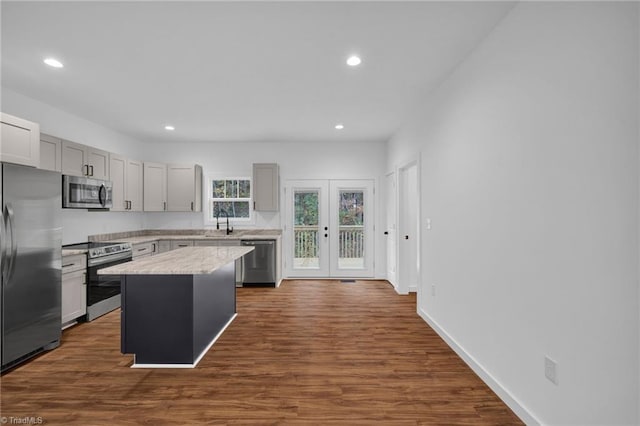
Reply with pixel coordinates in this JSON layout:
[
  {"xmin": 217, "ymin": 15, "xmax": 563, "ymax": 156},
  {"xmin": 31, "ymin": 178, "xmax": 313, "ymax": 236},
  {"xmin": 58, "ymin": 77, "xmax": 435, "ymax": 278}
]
[
  {"xmin": 98, "ymin": 184, "xmax": 106, "ymax": 207},
  {"xmin": 5, "ymin": 203, "xmax": 17, "ymax": 283}
]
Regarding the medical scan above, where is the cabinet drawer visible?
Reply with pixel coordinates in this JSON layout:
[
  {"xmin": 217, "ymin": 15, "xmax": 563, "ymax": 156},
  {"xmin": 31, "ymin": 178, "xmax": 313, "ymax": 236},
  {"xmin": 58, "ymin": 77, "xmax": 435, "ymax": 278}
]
[
  {"xmin": 132, "ymin": 241, "xmax": 158, "ymax": 258},
  {"xmin": 62, "ymin": 254, "xmax": 87, "ymax": 274},
  {"xmin": 170, "ymin": 240, "xmax": 194, "ymax": 250}
]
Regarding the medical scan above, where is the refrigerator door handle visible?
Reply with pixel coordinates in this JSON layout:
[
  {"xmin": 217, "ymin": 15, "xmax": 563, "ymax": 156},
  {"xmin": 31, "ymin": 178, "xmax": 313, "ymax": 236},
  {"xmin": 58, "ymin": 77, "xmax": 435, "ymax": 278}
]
[
  {"xmin": 5, "ymin": 203, "xmax": 17, "ymax": 282},
  {"xmin": 1, "ymin": 205, "xmax": 6, "ymax": 281}
]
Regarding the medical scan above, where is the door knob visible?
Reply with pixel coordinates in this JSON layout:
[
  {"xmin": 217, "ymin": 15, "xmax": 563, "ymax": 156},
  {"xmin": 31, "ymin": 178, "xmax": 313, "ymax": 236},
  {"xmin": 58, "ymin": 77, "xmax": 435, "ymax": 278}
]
[
  {"xmin": 324, "ymin": 234, "xmax": 328, "ymax": 238},
  {"xmin": 384, "ymin": 231, "xmax": 389, "ymax": 235},
  {"xmin": 404, "ymin": 235, "xmax": 409, "ymax": 240},
  {"xmin": 324, "ymin": 226, "xmax": 328, "ymax": 231}
]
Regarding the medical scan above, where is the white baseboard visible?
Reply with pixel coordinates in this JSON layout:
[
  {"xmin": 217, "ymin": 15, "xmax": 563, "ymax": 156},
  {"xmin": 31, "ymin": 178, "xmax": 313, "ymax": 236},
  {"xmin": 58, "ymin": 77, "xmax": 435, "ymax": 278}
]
[{"xmin": 418, "ymin": 307, "xmax": 540, "ymax": 426}]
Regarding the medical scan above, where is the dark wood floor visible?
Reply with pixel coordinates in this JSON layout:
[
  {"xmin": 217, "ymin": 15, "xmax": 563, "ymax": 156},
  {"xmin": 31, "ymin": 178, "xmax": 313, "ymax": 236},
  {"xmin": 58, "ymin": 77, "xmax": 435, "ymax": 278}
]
[{"xmin": 1, "ymin": 280, "xmax": 522, "ymax": 425}]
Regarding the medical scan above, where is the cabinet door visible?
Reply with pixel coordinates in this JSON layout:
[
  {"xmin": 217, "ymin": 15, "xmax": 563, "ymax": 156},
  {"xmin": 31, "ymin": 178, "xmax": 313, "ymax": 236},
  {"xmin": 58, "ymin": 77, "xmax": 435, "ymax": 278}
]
[
  {"xmin": 62, "ymin": 270, "xmax": 87, "ymax": 325},
  {"xmin": 253, "ymin": 163, "xmax": 279, "ymax": 211},
  {"xmin": 143, "ymin": 162, "xmax": 167, "ymax": 211},
  {"xmin": 109, "ymin": 154, "xmax": 127, "ymax": 211},
  {"xmin": 87, "ymin": 147, "xmax": 110, "ymax": 180},
  {"xmin": 126, "ymin": 159, "xmax": 143, "ymax": 211},
  {"xmin": 167, "ymin": 164, "xmax": 196, "ymax": 212},
  {"xmin": 61, "ymin": 140, "xmax": 87, "ymax": 176},
  {"xmin": 0, "ymin": 113, "xmax": 40, "ymax": 168},
  {"xmin": 40, "ymin": 134, "xmax": 62, "ymax": 172},
  {"xmin": 158, "ymin": 240, "xmax": 171, "ymax": 253}
]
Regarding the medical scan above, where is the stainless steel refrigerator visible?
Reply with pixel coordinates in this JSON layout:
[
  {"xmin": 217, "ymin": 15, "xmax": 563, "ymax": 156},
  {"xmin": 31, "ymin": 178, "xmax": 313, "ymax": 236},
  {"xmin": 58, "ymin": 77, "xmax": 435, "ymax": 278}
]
[{"xmin": 1, "ymin": 162, "xmax": 61, "ymax": 372}]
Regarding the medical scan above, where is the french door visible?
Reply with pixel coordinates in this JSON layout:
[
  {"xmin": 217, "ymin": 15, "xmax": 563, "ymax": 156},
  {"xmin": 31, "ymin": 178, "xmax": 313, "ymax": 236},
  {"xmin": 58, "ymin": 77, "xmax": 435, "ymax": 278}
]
[{"xmin": 284, "ymin": 179, "xmax": 374, "ymax": 278}]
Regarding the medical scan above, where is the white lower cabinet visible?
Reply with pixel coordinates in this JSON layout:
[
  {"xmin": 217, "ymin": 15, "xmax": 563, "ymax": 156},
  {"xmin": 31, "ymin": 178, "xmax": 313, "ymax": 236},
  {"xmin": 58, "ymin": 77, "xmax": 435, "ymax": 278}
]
[
  {"xmin": 158, "ymin": 240, "xmax": 171, "ymax": 253},
  {"xmin": 61, "ymin": 254, "xmax": 87, "ymax": 327}
]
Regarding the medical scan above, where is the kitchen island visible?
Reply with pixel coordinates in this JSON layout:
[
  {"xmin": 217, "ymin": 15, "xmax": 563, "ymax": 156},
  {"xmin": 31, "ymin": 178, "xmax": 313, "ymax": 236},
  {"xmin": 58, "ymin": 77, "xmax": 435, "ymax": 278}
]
[{"xmin": 98, "ymin": 246, "xmax": 253, "ymax": 368}]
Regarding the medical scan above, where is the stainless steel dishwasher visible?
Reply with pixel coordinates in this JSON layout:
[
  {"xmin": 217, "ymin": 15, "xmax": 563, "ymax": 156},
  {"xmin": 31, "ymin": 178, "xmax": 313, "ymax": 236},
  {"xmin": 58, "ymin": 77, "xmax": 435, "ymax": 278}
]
[{"xmin": 241, "ymin": 240, "xmax": 276, "ymax": 285}]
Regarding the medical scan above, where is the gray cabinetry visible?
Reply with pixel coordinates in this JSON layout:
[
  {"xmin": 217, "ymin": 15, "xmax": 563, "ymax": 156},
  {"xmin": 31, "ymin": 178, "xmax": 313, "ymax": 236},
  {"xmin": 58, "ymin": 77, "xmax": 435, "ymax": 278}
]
[
  {"xmin": 0, "ymin": 112, "xmax": 40, "ymax": 168},
  {"xmin": 167, "ymin": 164, "xmax": 202, "ymax": 212},
  {"xmin": 61, "ymin": 254, "xmax": 87, "ymax": 326},
  {"xmin": 40, "ymin": 134, "xmax": 62, "ymax": 172},
  {"xmin": 143, "ymin": 162, "xmax": 167, "ymax": 211},
  {"xmin": 253, "ymin": 163, "xmax": 279, "ymax": 211},
  {"xmin": 61, "ymin": 140, "xmax": 109, "ymax": 179}
]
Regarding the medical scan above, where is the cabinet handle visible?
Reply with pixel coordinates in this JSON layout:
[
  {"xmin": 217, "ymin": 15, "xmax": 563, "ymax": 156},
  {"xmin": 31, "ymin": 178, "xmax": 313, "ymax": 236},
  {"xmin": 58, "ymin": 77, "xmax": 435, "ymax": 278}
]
[
  {"xmin": 137, "ymin": 248, "xmax": 147, "ymax": 252},
  {"xmin": 89, "ymin": 165, "xmax": 94, "ymax": 176},
  {"xmin": 128, "ymin": 200, "xmax": 132, "ymax": 210},
  {"xmin": 191, "ymin": 201, "xmax": 194, "ymax": 211},
  {"xmin": 62, "ymin": 263, "xmax": 75, "ymax": 268},
  {"xmin": 83, "ymin": 164, "xmax": 89, "ymax": 176},
  {"xmin": 253, "ymin": 201, "xmax": 256, "ymax": 210},
  {"xmin": 163, "ymin": 201, "xmax": 167, "ymax": 211}
]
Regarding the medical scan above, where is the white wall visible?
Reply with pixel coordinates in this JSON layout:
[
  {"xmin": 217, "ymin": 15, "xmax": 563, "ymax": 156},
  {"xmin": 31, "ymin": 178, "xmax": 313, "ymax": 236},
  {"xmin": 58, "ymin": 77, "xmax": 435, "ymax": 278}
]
[
  {"xmin": 141, "ymin": 140, "xmax": 388, "ymax": 278},
  {"xmin": 387, "ymin": 2, "xmax": 639, "ymax": 425},
  {"xmin": 1, "ymin": 88, "xmax": 146, "ymax": 244}
]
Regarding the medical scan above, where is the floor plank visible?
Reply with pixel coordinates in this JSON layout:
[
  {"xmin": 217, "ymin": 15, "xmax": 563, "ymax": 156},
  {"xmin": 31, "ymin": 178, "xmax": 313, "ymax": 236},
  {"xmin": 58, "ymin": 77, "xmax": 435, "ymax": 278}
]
[{"xmin": 1, "ymin": 280, "xmax": 523, "ymax": 425}]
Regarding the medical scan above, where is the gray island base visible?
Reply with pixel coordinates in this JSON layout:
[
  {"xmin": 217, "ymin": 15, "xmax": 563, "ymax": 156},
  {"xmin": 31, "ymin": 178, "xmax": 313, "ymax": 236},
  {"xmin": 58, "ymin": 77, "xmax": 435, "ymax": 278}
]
[{"xmin": 98, "ymin": 246, "xmax": 253, "ymax": 368}]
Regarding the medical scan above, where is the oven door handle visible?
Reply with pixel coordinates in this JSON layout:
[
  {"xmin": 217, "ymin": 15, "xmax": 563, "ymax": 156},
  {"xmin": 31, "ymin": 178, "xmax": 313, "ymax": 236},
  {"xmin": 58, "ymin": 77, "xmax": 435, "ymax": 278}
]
[{"xmin": 88, "ymin": 251, "xmax": 132, "ymax": 267}]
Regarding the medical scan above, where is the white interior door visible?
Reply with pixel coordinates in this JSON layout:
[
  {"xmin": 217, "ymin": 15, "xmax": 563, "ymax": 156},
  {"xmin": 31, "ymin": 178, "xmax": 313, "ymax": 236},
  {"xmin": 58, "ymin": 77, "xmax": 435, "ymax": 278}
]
[
  {"xmin": 285, "ymin": 179, "xmax": 374, "ymax": 278},
  {"xmin": 398, "ymin": 162, "xmax": 419, "ymax": 294},
  {"xmin": 329, "ymin": 180, "xmax": 374, "ymax": 278},
  {"xmin": 385, "ymin": 172, "xmax": 397, "ymax": 287}
]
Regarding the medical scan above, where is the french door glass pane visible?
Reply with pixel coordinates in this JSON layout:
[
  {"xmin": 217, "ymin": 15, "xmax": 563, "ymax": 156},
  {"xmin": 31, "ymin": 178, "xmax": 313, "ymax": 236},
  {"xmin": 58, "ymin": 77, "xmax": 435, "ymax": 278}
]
[
  {"xmin": 338, "ymin": 190, "xmax": 365, "ymax": 269},
  {"xmin": 294, "ymin": 190, "xmax": 319, "ymax": 269}
]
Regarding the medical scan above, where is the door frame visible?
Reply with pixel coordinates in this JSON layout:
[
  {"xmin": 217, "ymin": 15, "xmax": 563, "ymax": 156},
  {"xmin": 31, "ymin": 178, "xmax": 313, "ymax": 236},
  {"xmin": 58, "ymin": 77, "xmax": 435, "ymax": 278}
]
[
  {"xmin": 284, "ymin": 179, "xmax": 375, "ymax": 278},
  {"xmin": 396, "ymin": 158, "xmax": 421, "ymax": 295}
]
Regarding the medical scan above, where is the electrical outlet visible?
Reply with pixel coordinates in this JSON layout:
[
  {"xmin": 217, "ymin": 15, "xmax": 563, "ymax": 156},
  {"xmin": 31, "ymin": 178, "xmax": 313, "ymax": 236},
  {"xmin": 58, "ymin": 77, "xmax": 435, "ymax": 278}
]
[
  {"xmin": 545, "ymin": 356, "xmax": 558, "ymax": 385},
  {"xmin": 431, "ymin": 284, "xmax": 436, "ymax": 296}
]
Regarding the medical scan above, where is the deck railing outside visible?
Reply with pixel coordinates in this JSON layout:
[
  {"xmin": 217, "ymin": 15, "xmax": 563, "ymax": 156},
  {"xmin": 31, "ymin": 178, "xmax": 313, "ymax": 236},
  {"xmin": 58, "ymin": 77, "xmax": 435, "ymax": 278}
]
[{"xmin": 294, "ymin": 225, "xmax": 364, "ymax": 258}]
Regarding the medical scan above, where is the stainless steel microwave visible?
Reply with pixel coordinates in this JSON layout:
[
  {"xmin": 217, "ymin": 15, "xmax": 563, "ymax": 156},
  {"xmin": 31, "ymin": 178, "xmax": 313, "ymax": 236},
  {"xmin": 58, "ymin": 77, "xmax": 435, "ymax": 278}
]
[{"xmin": 62, "ymin": 175, "xmax": 113, "ymax": 209}]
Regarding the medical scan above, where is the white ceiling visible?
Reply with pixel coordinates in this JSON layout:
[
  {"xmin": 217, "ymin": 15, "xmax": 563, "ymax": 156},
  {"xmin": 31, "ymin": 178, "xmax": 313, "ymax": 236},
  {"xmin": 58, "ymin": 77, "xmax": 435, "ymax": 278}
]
[{"xmin": 1, "ymin": 1, "xmax": 514, "ymax": 144}]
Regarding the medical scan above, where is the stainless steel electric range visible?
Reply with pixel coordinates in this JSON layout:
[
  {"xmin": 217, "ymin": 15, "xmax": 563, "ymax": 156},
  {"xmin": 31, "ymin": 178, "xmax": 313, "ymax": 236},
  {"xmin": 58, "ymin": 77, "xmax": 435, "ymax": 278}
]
[{"xmin": 63, "ymin": 241, "xmax": 132, "ymax": 321}]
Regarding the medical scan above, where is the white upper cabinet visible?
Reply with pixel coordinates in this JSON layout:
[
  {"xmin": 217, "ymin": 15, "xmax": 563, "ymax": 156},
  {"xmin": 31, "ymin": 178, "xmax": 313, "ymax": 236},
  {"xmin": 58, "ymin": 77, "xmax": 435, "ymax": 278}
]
[
  {"xmin": 40, "ymin": 133, "xmax": 62, "ymax": 172},
  {"xmin": 109, "ymin": 154, "xmax": 127, "ymax": 211},
  {"xmin": 143, "ymin": 162, "xmax": 167, "ymax": 211},
  {"xmin": 0, "ymin": 112, "xmax": 40, "ymax": 168},
  {"xmin": 126, "ymin": 159, "xmax": 143, "ymax": 212},
  {"xmin": 110, "ymin": 155, "xmax": 143, "ymax": 212},
  {"xmin": 167, "ymin": 164, "xmax": 203, "ymax": 212},
  {"xmin": 253, "ymin": 163, "xmax": 279, "ymax": 211},
  {"xmin": 61, "ymin": 140, "xmax": 109, "ymax": 179}
]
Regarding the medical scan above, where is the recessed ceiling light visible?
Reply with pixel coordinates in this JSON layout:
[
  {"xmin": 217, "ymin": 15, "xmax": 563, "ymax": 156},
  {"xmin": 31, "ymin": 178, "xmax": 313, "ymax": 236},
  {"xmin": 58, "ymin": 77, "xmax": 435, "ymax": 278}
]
[
  {"xmin": 164, "ymin": 125, "xmax": 175, "ymax": 131},
  {"xmin": 43, "ymin": 58, "xmax": 64, "ymax": 68},
  {"xmin": 335, "ymin": 124, "xmax": 344, "ymax": 130},
  {"xmin": 346, "ymin": 55, "xmax": 361, "ymax": 67}
]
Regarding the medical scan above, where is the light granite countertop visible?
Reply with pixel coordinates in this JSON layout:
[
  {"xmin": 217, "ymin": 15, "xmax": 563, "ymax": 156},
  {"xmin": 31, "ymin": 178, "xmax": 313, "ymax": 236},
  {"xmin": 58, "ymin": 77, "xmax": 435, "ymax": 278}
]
[
  {"xmin": 102, "ymin": 230, "xmax": 281, "ymax": 245},
  {"xmin": 97, "ymin": 246, "xmax": 254, "ymax": 275}
]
